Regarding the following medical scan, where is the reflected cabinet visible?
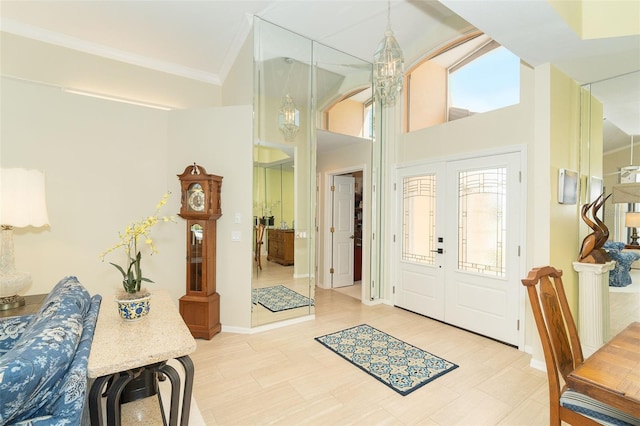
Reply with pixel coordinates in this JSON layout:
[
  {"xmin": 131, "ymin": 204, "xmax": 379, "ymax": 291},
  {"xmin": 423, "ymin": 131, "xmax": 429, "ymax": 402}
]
[{"xmin": 267, "ymin": 228, "xmax": 294, "ymax": 266}]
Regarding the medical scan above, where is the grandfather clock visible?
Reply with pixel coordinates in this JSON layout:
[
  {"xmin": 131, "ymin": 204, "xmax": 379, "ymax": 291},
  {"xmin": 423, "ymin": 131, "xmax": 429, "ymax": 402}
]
[{"xmin": 177, "ymin": 163, "xmax": 222, "ymax": 339}]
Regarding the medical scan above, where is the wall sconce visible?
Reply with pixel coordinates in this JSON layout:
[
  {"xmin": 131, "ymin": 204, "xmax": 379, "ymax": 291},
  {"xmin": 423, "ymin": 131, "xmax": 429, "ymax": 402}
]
[
  {"xmin": 625, "ymin": 212, "xmax": 640, "ymax": 245},
  {"xmin": 0, "ymin": 168, "xmax": 50, "ymax": 310}
]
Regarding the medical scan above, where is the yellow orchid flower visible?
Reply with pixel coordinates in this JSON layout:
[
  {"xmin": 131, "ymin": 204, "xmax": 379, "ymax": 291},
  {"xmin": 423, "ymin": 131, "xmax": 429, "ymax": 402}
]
[{"xmin": 100, "ymin": 192, "xmax": 177, "ymax": 294}]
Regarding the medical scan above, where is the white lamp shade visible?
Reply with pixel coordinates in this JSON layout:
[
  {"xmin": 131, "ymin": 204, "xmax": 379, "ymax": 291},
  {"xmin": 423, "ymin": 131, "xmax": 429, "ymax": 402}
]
[
  {"xmin": 625, "ymin": 212, "xmax": 640, "ymax": 228},
  {"xmin": 0, "ymin": 168, "xmax": 50, "ymax": 228}
]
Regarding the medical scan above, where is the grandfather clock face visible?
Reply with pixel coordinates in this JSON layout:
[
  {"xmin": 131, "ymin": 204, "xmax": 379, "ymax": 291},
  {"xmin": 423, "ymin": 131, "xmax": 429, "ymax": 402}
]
[{"xmin": 187, "ymin": 183, "xmax": 206, "ymax": 213}]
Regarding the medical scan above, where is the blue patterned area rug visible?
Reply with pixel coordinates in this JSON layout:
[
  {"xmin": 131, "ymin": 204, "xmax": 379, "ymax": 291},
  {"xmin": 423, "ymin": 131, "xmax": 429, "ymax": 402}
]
[
  {"xmin": 315, "ymin": 324, "xmax": 458, "ymax": 396},
  {"xmin": 252, "ymin": 285, "xmax": 315, "ymax": 312}
]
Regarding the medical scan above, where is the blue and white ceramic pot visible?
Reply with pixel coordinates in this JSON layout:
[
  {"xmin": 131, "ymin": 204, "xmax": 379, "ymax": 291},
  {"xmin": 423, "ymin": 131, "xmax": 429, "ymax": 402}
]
[{"xmin": 116, "ymin": 293, "xmax": 151, "ymax": 321}]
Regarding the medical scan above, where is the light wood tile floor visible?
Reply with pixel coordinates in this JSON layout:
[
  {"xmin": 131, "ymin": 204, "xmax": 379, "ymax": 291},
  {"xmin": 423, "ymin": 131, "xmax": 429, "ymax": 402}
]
[
  {"xmin": 191, "ymin": 288, "xmax": 551, "ymax": 425},
  {"xmin": 123, "ymin": 258, "xmax": 638, "ymax": 425}
]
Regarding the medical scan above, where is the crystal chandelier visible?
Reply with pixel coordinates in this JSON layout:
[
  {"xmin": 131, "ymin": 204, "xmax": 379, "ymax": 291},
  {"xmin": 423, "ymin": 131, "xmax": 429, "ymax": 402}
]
[
  {"xmin": 373, "ymin": 0, "xmax": 405, "ymax": 106},
  {"xmin": 278, "ymin": 93, "xmax": 299, "ymax": 141},
  {"xmin": 278, "ymin": 58, "xmax": 300, "ymax": 141}
]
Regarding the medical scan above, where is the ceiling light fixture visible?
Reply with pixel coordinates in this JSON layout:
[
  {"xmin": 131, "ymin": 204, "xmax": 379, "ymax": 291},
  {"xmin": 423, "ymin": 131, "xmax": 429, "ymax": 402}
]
[
  {"xmin": 373, "ymin": 0, "xmax": 405, "ymax": 107},
  {"xmin": 278, "ymin": 58, "xmax": 300, "ymax": 141}
]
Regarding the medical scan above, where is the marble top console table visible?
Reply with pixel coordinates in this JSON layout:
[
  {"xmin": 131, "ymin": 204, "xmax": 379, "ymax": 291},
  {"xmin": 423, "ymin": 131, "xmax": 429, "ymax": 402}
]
[{"xmin": 87, "ymin": 289, "xmax": 197, "ymax": 426}]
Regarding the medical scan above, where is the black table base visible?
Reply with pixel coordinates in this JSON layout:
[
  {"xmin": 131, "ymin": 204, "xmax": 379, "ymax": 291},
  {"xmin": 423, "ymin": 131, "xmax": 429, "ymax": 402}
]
[{"xmin": 88, "ymin": 355, "xmax": 194, "ymax": 426}]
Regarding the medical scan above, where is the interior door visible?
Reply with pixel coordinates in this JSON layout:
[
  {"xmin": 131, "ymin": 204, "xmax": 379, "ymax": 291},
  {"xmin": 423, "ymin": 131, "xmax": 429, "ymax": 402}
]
[
  {"xmin": 331, "ymin": 175, "xmax": 355, "ymax": 287},
  {"xmin": 396, "ymin": 152, "xmax": 521, "ymax": 345}
]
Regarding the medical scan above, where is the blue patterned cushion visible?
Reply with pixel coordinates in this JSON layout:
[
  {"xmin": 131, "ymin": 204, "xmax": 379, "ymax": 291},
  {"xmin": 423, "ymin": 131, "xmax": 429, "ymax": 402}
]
[
  {"xmin": 37, "ymin": 294, "xmax": 101, "ymax": 424},
  {"xmin": 0, "ymin": 277, "xmax": 93, "ymax": 424},
  {"xmin": 561, "ymin": 389, "xmax": 640, "ymax": 425},
  {"xmin": 604, "ymin": 241, "xmax": 626, "ymax": 251},
  {"xmin": 0, "ymin": 314, "xmax": 33, "ymax": 354},
  {"xmin": 607, "ymin": 249, "xmax": 640, "ymax": 287}
]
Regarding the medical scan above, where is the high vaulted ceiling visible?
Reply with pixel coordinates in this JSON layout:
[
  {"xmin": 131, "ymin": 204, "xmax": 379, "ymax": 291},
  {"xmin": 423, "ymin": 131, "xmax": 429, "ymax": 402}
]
[{"xmin": 1, "ymin": 0, "xmax": 638, "ymax": 149}]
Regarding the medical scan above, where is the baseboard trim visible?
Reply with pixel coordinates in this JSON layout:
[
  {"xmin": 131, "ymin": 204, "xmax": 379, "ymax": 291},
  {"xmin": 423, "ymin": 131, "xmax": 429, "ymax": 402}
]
[{"xmin": 222, "ymin": 314, "xmax": 315, "ymax": 334}]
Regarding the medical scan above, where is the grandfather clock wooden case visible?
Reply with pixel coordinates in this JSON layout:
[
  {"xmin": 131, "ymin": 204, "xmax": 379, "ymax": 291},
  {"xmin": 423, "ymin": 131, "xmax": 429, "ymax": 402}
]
[{"xmin": 178, "ymin": 164, "xmax": 222, "ymax": 339}]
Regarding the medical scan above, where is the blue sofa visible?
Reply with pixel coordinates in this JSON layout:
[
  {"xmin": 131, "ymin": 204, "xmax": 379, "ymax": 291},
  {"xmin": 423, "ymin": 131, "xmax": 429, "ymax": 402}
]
[
  {"xmin": 603, "ymin": 241, "xmax": 640, "ymax": 287},
  {"xmin": 0, "ymin": 276, "xmax": 101, "ymax": 425}
]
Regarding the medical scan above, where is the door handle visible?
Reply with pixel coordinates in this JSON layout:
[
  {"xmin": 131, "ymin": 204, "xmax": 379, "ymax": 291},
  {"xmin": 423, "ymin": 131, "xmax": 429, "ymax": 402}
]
[
  {"xmin": 349, "ymin": 235, "xmax": 355, "ymax": 239},
  {"xmin": 430, "ymin": 248, "xmax": 444, "ymax": 254}
]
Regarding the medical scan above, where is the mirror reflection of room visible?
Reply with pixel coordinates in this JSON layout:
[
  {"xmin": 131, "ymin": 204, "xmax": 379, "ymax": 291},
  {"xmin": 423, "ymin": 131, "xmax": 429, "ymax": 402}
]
[
  {"xmin": 596, "ymin": 70, "xmax": 640, "ymax": 337},
  {"xmin": 251, "ymin": 18, "xmax": 373, "ymax": 328},
  {"xmin": 252, "ymin": 18, "xmax": 315, "ymax": 328}
]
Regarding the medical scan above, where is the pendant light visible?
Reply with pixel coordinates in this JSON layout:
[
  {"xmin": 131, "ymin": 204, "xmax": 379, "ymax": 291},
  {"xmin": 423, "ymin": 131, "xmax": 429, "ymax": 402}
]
[
  {"xmin": 373, "ymin": 0, "xmax": 405, "ymax": 106},
  {"xmin": 278, "ymin": 58, "xmax": 300, "ymax": 141}
]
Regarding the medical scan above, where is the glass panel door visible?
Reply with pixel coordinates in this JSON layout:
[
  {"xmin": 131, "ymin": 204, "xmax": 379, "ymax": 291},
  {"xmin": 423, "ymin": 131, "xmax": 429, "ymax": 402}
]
[
  {"xmin": 458, "ymin": 168, "xmax": 507, "ymax": 276},
  {"xmin": 402, "ymin": 175, "xmax": 437, "ymax": 265},
  {"xmin": 445, "ymin": 152, "xmax": 520, "ymax": 345},
  {"xmin": 396, "ymin": 163, "xmax": 445, "ymax": 320}
]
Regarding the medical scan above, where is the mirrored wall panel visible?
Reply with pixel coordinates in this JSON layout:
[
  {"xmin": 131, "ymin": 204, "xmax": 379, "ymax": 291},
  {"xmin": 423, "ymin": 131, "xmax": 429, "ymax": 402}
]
[
  {"xmin": 253, "ymin": 18, "xmax": 315, "ymax": 327},
  {"xmin": 583, "ymin": 70, "xmax": 640, "ymax": 338},
  {"xmin": 252, "ymin": 18, "xmax": 374, "ymax": 327}
]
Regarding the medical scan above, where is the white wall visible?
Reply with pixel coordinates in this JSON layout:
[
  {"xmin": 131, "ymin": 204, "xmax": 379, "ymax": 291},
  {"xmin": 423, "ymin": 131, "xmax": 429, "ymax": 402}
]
[
  {"xmin": 394, "ymin": 63, "xmax": 538, "ymax": 352},
  {"xmin": 317, "ymin": 139, "xmax": 372, "ymax": 293},
  {"xmin": 1, "ymin": 32, "xmax": 222, "ymax": 109},
  {"xmin": 1, "ymin": 77, "xmax": 253, "ymax": 329},
  {"xmin": 168, "ymin": 106, "xmax": 253, "ymax": 329}
]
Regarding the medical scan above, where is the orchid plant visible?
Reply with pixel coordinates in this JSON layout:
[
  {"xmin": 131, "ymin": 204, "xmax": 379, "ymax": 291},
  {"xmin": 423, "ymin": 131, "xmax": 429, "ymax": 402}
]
[{"xmin": 100, "ymin": 192, "xmax": 176, "ymax": 296}]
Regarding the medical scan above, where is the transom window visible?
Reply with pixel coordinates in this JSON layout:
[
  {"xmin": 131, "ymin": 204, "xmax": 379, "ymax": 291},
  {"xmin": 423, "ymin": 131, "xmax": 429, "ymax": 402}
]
[{"xmin": 406, "ymin": 34, "xmax": 520, "ymax": 132}]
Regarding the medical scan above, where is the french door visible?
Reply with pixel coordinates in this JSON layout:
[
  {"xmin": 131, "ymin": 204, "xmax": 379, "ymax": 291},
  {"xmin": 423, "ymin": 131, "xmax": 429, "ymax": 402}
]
[{"xmin": 396, "ymin": 152, "xmax": 522, "ymax": 345}]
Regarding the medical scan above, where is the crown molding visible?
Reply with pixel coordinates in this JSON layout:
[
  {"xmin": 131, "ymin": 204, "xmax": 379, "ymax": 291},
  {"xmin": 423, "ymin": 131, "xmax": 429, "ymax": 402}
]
[{"xmin": 1, "ymin": 18, "xmax": 221, "ymax": 86}]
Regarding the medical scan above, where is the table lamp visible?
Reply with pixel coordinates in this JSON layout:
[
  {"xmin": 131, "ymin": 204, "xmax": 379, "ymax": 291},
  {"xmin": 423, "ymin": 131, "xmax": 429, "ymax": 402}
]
[
  {"xmin": 0, "ymin": 168, "xmax": 50, "ymax": 310},
  {"xmin": 625, "ymin": 212, "xmax": 640, "ymax": 246}
]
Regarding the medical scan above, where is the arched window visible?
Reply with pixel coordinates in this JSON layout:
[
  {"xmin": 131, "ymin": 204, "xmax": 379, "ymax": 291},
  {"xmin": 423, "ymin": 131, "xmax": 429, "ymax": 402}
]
[
  {"xmin": 323, "ymin": 88, "xmax": 374, "ymax": 139},
  {"xmin": 406, "ymin": 34, "xmax": 520, "ymax": 132}
]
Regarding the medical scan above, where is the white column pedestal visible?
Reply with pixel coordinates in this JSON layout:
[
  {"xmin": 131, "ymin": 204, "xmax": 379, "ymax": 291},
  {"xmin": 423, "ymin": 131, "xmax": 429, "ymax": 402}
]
[{"xmin": 572, "ymin": 261, "xmax": 614, "ymax": 357}]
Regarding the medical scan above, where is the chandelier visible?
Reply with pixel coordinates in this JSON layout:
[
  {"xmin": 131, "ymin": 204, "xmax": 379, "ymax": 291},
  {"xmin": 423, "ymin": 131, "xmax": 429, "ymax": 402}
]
[
  {"xmin": 278, "ymin": 58, "xmax": 300, "ymax": 141},
  {"xmin": 278, "ymin": 93, "xmax": 299, "ymax": 141},
  {"xmin": 373, "ymin": 0, "xmax": 405, "ymax": 106}
]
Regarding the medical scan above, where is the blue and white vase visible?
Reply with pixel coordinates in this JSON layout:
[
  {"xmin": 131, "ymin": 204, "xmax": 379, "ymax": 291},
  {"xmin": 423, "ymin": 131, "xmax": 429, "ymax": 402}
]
[{"xmin": 116, "ymin": 293, "xmax": 151, "ymax": 321}]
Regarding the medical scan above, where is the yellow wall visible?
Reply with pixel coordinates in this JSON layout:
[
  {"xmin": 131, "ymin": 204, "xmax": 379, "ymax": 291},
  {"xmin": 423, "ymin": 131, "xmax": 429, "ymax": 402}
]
[
  {"xmin": 548, "ymin": 65, "xmax": 583, "ymax": 314},
  {"xmin": 549, "ymin": 0, "xmax": 640, "ymax": 39}
]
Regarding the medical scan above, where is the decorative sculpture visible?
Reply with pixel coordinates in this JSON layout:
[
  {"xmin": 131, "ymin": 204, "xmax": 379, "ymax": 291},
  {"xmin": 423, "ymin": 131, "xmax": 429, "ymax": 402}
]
[{"xmin": 577, "ymin": 193, "xmax": 612, "ymax": 263}]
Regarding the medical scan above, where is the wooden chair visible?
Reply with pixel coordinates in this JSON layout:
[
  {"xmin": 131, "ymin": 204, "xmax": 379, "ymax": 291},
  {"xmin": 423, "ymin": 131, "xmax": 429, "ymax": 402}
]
[
  {"xmin": 521, "ymin": 266, "xmax": 637, "ymax": 426},
  {"xmin": 255, "ymin": 223, "xmax": 265, "ymax": 271}
]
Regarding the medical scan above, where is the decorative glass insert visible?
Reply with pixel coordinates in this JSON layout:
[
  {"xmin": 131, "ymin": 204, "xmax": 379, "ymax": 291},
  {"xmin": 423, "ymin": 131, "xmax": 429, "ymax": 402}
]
[
  {"xmin": 189, "ymin": 223, "xmax": 204, "ymax": 292},
  {"xmin": 458, "ymin": 168, "xmax": 506, "ymax": 276},
  {"xmin": 402, "ymin": 175, "xmax": 436, "ymax": 264}
]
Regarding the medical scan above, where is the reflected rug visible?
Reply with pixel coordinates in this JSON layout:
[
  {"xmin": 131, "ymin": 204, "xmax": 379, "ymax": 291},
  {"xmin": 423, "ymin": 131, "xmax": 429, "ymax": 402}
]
[
  {"xmin": 315, "ymin": 324, "xmax": 458, "ymax": 396},
  {"xmin": 252, "ymin": 285, "xmax": 314, "ymax": 312}
]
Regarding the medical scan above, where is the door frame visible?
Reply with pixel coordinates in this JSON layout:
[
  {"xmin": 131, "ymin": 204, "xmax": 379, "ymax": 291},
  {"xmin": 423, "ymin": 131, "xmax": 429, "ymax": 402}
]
[
  {"xmin": 392, "ymin": 145, "xmax": 527, "ymax": 350},
  {"xmin": 321, "ymin": 165, "xmax": 369, "ymax": 299}
]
